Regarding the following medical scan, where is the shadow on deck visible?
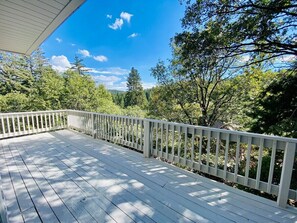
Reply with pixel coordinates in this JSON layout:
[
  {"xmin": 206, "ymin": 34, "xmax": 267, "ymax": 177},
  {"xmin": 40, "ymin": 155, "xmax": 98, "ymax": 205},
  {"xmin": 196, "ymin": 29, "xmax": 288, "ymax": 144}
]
[{"xmin": 1, "ymin": 130, "xmax": 297, "ymax": 223}]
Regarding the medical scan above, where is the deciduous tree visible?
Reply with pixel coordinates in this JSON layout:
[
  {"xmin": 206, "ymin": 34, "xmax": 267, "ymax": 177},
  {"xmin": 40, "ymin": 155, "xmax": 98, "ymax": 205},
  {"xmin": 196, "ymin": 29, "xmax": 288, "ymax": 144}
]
[
  {"xmin": 180, "ymin": 0, "xmax": 297, "ymax": 67},
  {"xmin": 249, "ymin": 72, "xmax": 297, "ymax": 137}
]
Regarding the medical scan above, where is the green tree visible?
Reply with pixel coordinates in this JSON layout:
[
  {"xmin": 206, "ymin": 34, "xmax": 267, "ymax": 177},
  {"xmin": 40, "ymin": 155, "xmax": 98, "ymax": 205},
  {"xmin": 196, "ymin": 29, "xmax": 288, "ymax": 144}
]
[
  {"xmin": 124, "ymin": 67, "xmax": 147, "ymax": 108},
  {"xmin": 112, "ymin": 92, "xmax": 125, "ymax": 108},
  {"xmin": 0, "ymin": 50, "xmax": 122, "ymax": 114},
  {"xmin": 225, "ymin": 67, "xmax": 279, "ymax": 129},
  {"xmin": 175, "ymin": 0, "xmax": 297, "ymax": 134},
  {"xmin": 148, "ymin": 85, "xmax": 200, "ymax": 122},
  {"xmin": 151, "ymin": 49, "xmax": 239, "ymax": 126},
  {"xmin": 94, "ymin": 85, "xmax": 122, "ymax": 114},
  {"xmin": 0, "ymin": 50, "xmax": 55, "ymax": 111},
  {"xmin": 36, "ymin": 67, "xmax": 65, "ymax": 110},
  {"xmin": 0, "ymin": 92, "xmax": 29, "ymax": 112},
  {"xmin": 180, "ymin": 0, "xmax": 297, "ymax": 67},
  {"xmin": 119, "ymin": 94, "xmax": 125, "ymax": 108},
  {"xmin": 0, "ymin": 52, "xmax": 34, "ymax": 95},
  {"xmin": 71, "ymin": 55, "xmax": 87, "ymax": 75},
  {"xmin": 62, "ymin": 70, "xmax": 98, "ymax": 110},
  {"xmin": 150, "ymin": 1, "xmax": 248, "ymax": 126},
  {"xmin": 144, "ymin": 89, "xmax": 152, "ymax": 102},
  {"xmin": 249, "ymin": 72, "xmax": 297, "ymax": 137},
  {"xmin": 28, "ymin": 47, "xmax": 48, "ymax": 80},
  {"xmin": 62, "ymin": 70, "xmax": 121, "ymax": 113},
  {"xmin": 123, "ymin": 106, "xmax": 146, "ymax": 118}
]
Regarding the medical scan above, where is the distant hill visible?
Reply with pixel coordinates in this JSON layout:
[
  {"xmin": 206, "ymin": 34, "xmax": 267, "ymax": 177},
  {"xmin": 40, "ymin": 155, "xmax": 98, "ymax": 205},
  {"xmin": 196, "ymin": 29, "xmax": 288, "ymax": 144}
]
[
  {"xmin": 109, "ymin": 88, "xmax": 153, "ymax": 95},
  {"xmin": 109, "ymin": 88, "xmax": 153, "ymax": 106},
  {"xmin": 109, "ymin": 90, "xmax": 125, "ymax": 95}
]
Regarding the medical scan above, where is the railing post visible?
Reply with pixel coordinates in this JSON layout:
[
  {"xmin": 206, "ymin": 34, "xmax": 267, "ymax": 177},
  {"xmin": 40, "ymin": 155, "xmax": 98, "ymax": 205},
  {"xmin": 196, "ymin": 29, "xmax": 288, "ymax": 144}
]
[
  {"xmin": 277, "ymin": 142, "xmax": 296, "ymax": 208},
  {"xmin": 66, "ymin": 110, "xmax": 70, "ymax": 129},
  {"xmin": 92, "ymin": 113, "xmax": 96, "ymax": 139},
  {"xmin": 143, "ymin": 119, "xmax": 151, "ymax": 158}
]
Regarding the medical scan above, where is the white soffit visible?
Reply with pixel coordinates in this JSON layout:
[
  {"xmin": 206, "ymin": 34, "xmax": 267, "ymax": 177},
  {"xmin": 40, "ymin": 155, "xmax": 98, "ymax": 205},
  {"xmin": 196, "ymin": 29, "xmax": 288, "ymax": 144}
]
[{"xmin": 0, "ymin": 0, "xmax": 85, "ymax": 55}]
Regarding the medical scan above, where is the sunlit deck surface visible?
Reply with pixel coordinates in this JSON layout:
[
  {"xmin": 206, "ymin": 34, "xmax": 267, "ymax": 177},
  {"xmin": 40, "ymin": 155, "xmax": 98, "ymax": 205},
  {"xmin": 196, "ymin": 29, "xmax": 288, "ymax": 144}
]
[{"xmin": 1, "ymin": 130, "xmax": 297, "ymax": 223}]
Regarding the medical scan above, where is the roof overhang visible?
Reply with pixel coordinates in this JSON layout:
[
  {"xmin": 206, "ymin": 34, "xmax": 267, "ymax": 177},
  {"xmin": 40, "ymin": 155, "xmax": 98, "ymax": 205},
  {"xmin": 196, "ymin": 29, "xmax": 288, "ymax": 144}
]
[{"xmin": 0, "ymin": 0, "xmax": 85, "ymax": 55}]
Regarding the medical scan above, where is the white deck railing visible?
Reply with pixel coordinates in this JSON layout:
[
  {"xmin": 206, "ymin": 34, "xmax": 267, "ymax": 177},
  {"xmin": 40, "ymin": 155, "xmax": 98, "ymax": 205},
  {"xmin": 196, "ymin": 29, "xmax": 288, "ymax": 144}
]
[
  {"xmin": 144, "ymin": 119, "xmax": 297, "ymax": 208},
  {"xmin": 0, "ymin": 110, "xmax": 67, "ymax": 138},
  {"xmin": 0, "ymin": 109, "xmax": 296, "ymax": 208},
  {"xmin": 67, "ymin": 110, "xmax": 144, "ymax": 152}
]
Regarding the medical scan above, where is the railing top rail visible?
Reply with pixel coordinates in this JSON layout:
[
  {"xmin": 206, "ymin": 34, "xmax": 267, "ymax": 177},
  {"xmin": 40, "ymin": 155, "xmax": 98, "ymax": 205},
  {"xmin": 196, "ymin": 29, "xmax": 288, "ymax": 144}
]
[
  {"xmin": 2, "ymin": 109, "xmax": 296, "ymax": 144},
  {"xmin": 0, "ymin": 110, "xmax": 67, "ymax": 116},
  {"xmin": 67, "ymin": 109, "xmax": 145, "ymax": 121},
  {"xmin": 69, "ymin": 109, "xmax": 297, "ymax": 144},
  {"xmin": 146, "ymin": 118, "xmax": 297, "ymax": 144}
]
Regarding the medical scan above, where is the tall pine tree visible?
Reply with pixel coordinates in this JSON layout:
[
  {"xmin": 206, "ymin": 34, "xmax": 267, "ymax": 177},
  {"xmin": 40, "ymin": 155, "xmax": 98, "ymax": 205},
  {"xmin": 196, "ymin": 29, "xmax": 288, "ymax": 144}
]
[
  {"xmin": 124, "ymin": 67, "xmax": 147, "ymax": 108},
  {"xmin": 71, "ymin": 55, "xmax": 87, "ymax": 75}
]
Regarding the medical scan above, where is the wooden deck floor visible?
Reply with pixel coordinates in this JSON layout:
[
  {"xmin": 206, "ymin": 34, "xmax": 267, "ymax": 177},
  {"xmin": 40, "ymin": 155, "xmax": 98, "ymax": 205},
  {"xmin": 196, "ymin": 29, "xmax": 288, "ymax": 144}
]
[{"xmin": 1, "ymin": 130, "xmax": 297, "ymax": 223}]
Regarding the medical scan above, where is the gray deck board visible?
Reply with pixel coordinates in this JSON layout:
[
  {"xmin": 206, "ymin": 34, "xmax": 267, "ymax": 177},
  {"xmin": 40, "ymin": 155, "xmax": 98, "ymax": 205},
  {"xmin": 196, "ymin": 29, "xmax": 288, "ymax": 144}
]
[
  {"xmin": 0, "ymin": 147, "xmax": 24, "ymax": 223},
  {"xmin": 1, "ymin": 130, "xmax": 297, "ymax": 223},
  {"xmin": 3, "ymin": 145, "xmax": 59, "ymax": 223}
]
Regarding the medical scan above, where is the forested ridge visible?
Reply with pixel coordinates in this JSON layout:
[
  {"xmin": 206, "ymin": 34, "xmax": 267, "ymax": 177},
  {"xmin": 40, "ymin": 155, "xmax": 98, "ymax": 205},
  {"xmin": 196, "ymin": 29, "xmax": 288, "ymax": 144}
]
[{"xmin": 1, "ymin": 0, "xmax": 296, "ymax": 139}]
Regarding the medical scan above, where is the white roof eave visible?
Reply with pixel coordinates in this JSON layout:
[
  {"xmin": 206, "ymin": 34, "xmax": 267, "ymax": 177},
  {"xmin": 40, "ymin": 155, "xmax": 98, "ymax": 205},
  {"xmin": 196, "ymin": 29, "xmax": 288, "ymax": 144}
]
[{"xmin": 0, "ymin": 0, "xmax": 86, "ymax": 55}]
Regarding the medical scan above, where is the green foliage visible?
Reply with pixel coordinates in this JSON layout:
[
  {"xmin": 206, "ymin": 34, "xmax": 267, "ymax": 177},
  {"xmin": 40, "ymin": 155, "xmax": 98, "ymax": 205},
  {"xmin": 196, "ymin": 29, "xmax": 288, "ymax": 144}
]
[
  {"xmin": 111, "ymin": 88, "xmax": 152, "ymax": 109},
  {"xmin": 36, "ymin": 67, "xmax": 64, "ymax": 110},
  {"xmin": 144, "ymin": 89, "xmax": 152, "ymax": 101},
  {"xmin": 249, "ymin": 72, "xmax": 297, "ymax": 137},
  {"xmin": 0, "ymin": 92, "xmax": 29, "ymax": 112},
  {"xmin": 112, "ymin": 92, "xmax": 125, "ymax": 108},
  {"xmin": 180, "ymin": 0, "xmax": 297, "ymax": 67},
  {"xmin": 151, "ymin": 0, "xmax": 248, "ymax": 127},
  {"xmin": 124, "ymin": 67, "xmax": 147, "ymax": 108},
  {"xmin": 150, "ymin": 0, "xmax": 296, "ymax": 136},
  {"xmin": 151, "ymin": 57, "xmax": 239, "ymax": 126},
  {"xmin": 225, "ymin": 68, "xmax": 279, "ymax": 129},
  {"xmin": 94, "ymin": 85, "xmax": 122, "ymax": 114},
  {"xmin": 0, "ymin": 52, "xmax": 34, "ymax": 94},
  {"xmin": 0, "ymin": 51, "xmax": 121, "ymax": 114},
  {"xmin": 71, "ymin": 55, "xmax": 87, "ymax": 75},
  {"xmin": 61, "ymin": 70, "xmax": 92, "ymax": 110},
  {"xmin": 62, "ymin": 71, "xmax": 121, "ymax": 112},
  {"xmin": 122, "ymin": 106, "xmax": 146, "ymax": 118},
  {"xmin": 29, "ymin": 48, "xmax": 48, "ymax": 80},
  {"xmin": 148, "ymin": 85, "xmax": 201, "ymax": 123}
]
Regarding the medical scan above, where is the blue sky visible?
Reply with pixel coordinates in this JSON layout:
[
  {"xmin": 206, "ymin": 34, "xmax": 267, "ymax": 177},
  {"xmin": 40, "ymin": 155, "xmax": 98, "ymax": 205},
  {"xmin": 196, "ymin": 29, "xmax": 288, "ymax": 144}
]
[{"xmin": 41, "ymin": 0, "xmax": 185, "ymax": 90}]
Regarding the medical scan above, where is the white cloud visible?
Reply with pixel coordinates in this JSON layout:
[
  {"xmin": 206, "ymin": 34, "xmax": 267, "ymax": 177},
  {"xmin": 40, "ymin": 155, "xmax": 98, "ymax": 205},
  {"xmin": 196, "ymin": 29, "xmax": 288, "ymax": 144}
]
[
  {"xmin": 102, "ymin": 81, "xmax": 127, "ymax": 90},
  {"xmin": 77, "ymin": 50, "xmax": 108, "ymax": 62},
  {"xmin": 50, "ymin": 55, "xmax": 71, "ymax": 73},
  {"xmin": 93, "ymin": 55, "xmax": 108, "ymax": 62},
  {"xmin": 92, "ymin": 75, "xmax": 121, "ymax": 88},
  {"xmin": 55, "ymin": 38, "xmax": 62, "ymax": 43},
  {"xmin": 108, "ymin": 18, "xmax": 124, "ymax": 30},
  {"xmin": 71, "ymin": 43, "xmax": 76, "ymax": 46},
  {"xmin": 108, "ymin": 12, "xmax": 133, "ymax": 30},
  {"xmin": 78, "ymin": 49, "xmax": 91, "ymax": 57},
  {"xmin": 113, "ymin": 81, "xmax": 127, "ymax": 90},
  {"xmin": 142, "ymin": 82, "xmax": 156, "ymax": 89},
  {"xmin": 93, "ymin": 75, "xmax": 120, "ymax": 82},
  {"xmin": 128, "ymin": 33, "xmax": 139, "ymax": 38},
  {"xmin": 120, "ymin": 12, "xmax": 133, "ymax": 23},
  {"xmin": 88, "ymin": 67, "xmax": 129, "ymax": 75},
  {"xmin": 106, "ymin": 14, "xmax": 112, "ymax": 19}
]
